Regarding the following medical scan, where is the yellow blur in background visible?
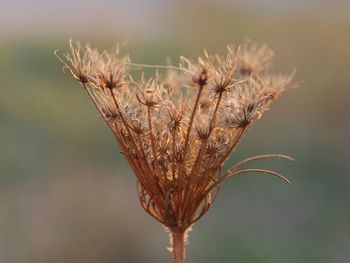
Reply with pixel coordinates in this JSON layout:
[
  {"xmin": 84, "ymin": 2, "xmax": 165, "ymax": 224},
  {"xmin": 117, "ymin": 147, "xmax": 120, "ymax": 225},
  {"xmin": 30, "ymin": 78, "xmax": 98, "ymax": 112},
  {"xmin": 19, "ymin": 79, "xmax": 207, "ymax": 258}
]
[{"xmin": 0, "ymin": 1, "xmax": 349, "ymax": 262}]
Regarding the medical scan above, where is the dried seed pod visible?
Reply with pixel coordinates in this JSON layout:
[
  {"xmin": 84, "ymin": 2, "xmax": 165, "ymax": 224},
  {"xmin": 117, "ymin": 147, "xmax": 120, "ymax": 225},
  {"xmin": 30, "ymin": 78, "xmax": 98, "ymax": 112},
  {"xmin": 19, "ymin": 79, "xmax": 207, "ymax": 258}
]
[{"xmin": 57, "ymin": 39, "xmax": 295, "ymax": 263}]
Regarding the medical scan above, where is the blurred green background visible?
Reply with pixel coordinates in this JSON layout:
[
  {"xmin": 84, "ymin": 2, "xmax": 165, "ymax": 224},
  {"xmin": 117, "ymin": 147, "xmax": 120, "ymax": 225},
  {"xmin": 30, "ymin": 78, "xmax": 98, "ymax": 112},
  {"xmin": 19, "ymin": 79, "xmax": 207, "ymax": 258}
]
[{"xmin": 1, "ymin": 1, "xmax": 349, "ymax": 262}]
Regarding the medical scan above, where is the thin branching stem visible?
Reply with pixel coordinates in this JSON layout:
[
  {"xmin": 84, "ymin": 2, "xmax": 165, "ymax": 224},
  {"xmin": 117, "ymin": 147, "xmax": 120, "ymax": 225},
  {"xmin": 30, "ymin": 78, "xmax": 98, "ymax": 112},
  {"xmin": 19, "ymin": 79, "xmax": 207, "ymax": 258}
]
[
  {"xmin": 183, "ymin": 83, "xmax": 205, "ymax": 150},
  {"xmin": 229, "ymin": 154, "xmax": 294, "ymax": 171},
  {"xmin": 107, "ymin": 89, "xmax": 161, "ymax": 194},
  {"xmin": 127, "ymin": 62, "xmax": 191, "ymax": 74},
  {"xmin": 217, "ymin": 126, "xmax": 248, "ymax": 168},
  {"xmin": 205, "ymin": 168, "xmax": 291, "ymax": 196},
  {"xmin": 82, "ymin": 84, "xmax": 147, "ymax": 186}
]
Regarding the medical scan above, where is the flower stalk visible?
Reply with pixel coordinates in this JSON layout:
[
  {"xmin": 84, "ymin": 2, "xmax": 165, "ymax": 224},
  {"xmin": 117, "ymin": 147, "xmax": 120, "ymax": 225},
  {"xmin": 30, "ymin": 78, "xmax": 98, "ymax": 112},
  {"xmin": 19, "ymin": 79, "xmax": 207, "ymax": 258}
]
[{"xmin": 170, "ymin": 228, "xmax": 187, "ymax": 263}]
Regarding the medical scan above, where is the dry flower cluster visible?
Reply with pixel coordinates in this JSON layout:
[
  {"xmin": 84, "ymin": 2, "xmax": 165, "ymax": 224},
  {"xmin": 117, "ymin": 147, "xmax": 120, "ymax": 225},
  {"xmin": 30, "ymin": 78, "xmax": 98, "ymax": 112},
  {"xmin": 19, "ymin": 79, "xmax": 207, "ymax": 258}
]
[{"xmin": 56, "ymin": 39, "xmax": 294, "ymax": 263}]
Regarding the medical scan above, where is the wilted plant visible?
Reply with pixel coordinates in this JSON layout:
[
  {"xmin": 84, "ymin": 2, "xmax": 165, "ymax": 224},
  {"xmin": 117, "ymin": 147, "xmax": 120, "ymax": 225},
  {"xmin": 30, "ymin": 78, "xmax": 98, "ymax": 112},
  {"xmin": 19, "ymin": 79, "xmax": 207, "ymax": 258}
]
[{"xmin": 56, "ymin": 39, "xmax": 294, "ymax": 263}]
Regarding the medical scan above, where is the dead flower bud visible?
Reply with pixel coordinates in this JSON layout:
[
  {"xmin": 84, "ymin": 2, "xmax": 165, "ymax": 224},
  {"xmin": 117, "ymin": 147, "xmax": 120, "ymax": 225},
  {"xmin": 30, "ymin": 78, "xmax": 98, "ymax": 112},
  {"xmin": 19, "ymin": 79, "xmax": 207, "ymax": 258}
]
[
  {"xmin": 195, "ymin": 113, "xmax": 215, "ymax": 140},
  {"xmin": 167, "ymin": 107, "xmax": 185, "ymax": 133},
  {"xmin": 55, "ymin": 39, "xmax": 96, "ymax": 84},
  {"xmin": 180, "ymin": 56, "xmax": 209, "ymax": 87}
]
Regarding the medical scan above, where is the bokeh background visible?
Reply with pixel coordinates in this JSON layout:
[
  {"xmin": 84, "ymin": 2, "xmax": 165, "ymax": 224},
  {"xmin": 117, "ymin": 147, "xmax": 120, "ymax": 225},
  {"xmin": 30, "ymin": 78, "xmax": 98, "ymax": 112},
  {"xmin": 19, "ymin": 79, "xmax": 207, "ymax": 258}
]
[{"xmin": 1, "ymin": 0, "xmax": 349, "ymax": 262}]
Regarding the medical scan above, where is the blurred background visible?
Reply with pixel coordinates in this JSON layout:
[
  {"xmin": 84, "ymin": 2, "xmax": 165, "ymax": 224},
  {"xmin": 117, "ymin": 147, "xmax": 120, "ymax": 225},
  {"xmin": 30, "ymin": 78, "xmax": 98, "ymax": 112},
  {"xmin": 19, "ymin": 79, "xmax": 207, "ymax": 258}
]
[{"xmin": 1, "ymin": 0, "xmax": 349, "ymax": 262}]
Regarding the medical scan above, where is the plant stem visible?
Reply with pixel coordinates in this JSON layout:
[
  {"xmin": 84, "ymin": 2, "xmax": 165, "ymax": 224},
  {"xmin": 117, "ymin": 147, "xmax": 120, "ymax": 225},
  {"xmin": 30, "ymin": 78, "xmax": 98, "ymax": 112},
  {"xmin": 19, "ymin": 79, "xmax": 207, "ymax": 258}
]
[
  {"xmin": 171, "ymin": 229, "xmax": 186, "ymax": 263},
  {"xmin": 183, "ymin": 83, "xmax": 204, "ymax": 150}
]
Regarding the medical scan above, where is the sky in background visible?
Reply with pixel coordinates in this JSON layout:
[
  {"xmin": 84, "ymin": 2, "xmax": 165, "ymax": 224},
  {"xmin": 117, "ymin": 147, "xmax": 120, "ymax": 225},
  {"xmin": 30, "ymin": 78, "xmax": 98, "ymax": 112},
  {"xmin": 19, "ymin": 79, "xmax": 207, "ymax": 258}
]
[{"xmin": 1, "ymin": 0, "xmax": 349, "ymax": 39}]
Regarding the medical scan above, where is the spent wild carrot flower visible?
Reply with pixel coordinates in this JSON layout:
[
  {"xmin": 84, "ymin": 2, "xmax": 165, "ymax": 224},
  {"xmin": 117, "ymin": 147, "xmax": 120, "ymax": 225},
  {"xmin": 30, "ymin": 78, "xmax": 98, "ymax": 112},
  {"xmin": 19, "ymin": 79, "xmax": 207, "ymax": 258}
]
[{"xmin": 56, "ymin": 39, "xmax": 295, "ymax": 263}]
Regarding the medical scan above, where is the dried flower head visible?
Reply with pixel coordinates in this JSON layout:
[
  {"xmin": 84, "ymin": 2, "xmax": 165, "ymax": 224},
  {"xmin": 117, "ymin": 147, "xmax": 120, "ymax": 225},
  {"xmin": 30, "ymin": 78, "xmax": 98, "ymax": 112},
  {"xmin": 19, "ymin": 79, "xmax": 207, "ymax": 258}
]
[{"xmin": 56, "ymin": 39, "xmax": 295, "ymax": 263}]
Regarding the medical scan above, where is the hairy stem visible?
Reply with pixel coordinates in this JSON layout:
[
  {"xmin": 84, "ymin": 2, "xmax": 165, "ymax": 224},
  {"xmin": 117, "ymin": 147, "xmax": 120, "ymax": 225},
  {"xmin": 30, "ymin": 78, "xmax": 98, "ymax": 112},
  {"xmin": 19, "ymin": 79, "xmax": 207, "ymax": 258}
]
[{"xmin": 171, "ymin": 229, "xmax": 186, "ymax": 263}]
